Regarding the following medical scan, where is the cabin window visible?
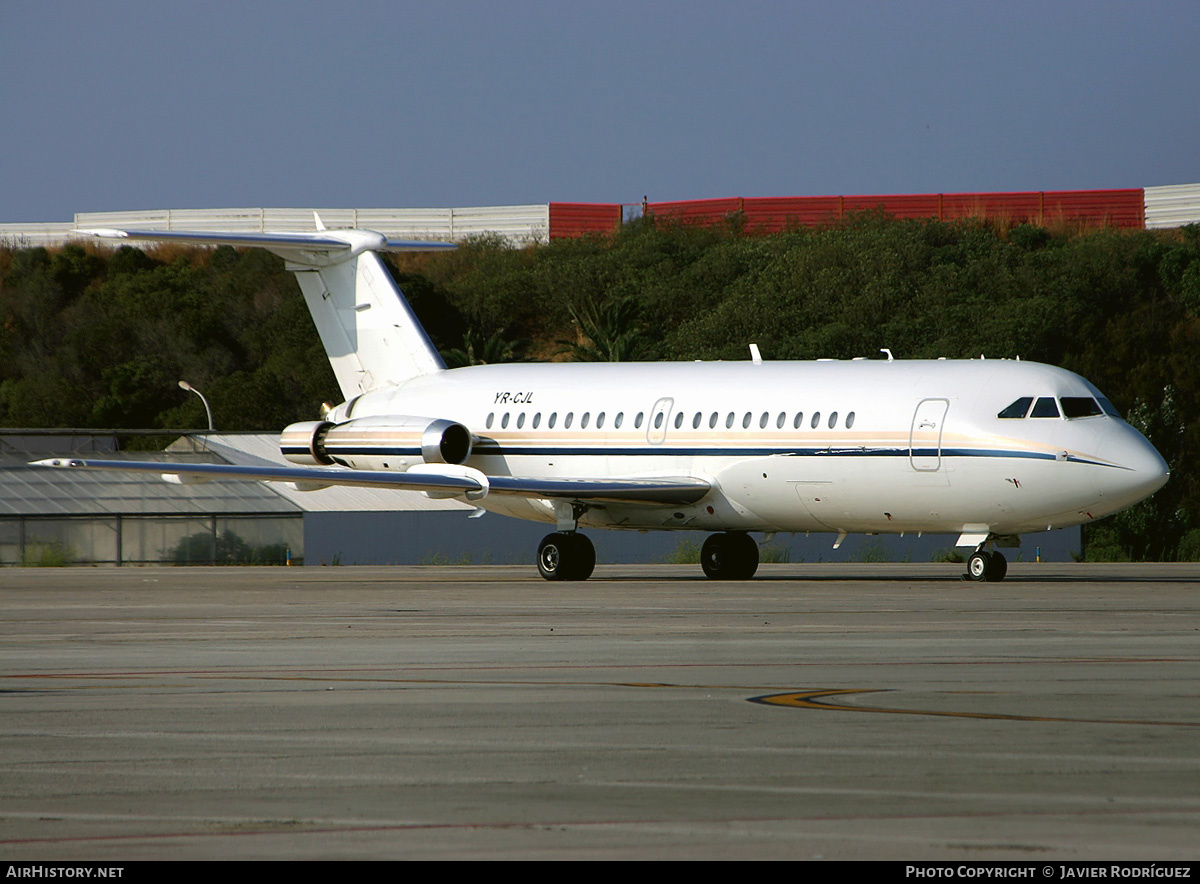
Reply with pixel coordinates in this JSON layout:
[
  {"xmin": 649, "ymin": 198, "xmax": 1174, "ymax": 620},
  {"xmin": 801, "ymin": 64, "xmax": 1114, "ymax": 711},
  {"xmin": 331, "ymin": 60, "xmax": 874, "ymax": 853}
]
[
  {"xmin": 614, "ymin": 412, "xmax": 624, "ymax": 428},
  {"xmin": 793, "ymin": 412, "xmax": 803, "ymax": 429},
  {"xmin": 516, "ymin": 413, "xmax": 525, "ymax": 429},
  {"xmin": 1030, "ymin": 397, "xmax": 1060, "ymax": 418},
  {"xmin": 565, "ymin": 412, "xmax": 574, "ymax": 429},
  {"xmin": 742, "ymin": 412, "xmax": 752, "ymax": 429},
  {"xmin": 674, "ymin": 412, "xmax": 684, "ymax": 429},
  {"xmin": 726, "ymin": 412, "xmax": 735, "ymax": 429},
  {"xmin": 532, "ymin": 412, "xmax": 541, "ymax": 429},
  {"xmin": 635, "ymin": 412, "xmax": 644, "ymax": 429},
  {"xmin": 486, "ymin": 413, "xmax": 495, "ymax": 429},
  {"xmin": 1061, "ymin": 397, "xmax": 1103, "ymax": 419},
  {"xmin": 998, "ymin": 397, "xmax": 1033, "ymax": 419},
  {"xmin": 692, "ymin": 412, "xmax": 702, "ymax": 429},
  {"xmin": 845, "ymin": 411, "xmax": 856, "ymax": 429},
  {"xmin": 596, "ymin": 412, "xmax": 605, "ymax": 429},
  {"xmin": 776, "ymin": 412, "xmax": 786, "ymax": 429},
  {"xmin": 828, "ymin": 411, "xmax": 838, "ymax": 429},
  {"xmin": 811, "ymin": 412, "xmax": 821, "ymax": 429},
  {"xmin": 654, "ymin": 412, "xmax": 664, "ymax": 429},
  {"xmin": 581, "ymin": 412, "xmax": 590, "ymax": 429},
  {"xmin": 759, "ymin": 412, "xmax": 769, "ymax": 429},
  {"xmin": 548, "ymin": 412, "xmax": 557, "ymax": 428},
  {"xmin": 501, "ymin": 413, "xmax": 510, "ymax": 429},
  {"xmin": 709, "ymin": 412, "xmax": 718, "ymax": 429}
]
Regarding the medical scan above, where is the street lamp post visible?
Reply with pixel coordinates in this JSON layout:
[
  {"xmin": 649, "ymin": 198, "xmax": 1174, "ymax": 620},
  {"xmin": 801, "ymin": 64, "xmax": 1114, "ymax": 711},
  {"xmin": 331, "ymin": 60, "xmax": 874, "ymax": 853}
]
[{"xmin": 178, "ymin": 380, "xmax": 214, "ymax": 432}]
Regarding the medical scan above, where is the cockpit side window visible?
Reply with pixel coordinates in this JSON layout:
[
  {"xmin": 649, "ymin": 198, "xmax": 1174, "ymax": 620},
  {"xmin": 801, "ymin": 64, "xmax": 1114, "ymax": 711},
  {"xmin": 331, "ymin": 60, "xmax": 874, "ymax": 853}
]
[
  {"xmin": 1030, "ymin": 396, "xmax": 1060, "ymax": 418},
  {"xmin": 998, "ymin": 397, "xmax": 1033, "ymax": 419},
  {"xmin": 1097, "ymin": 397, "xmax": 1122, "ymax": 419},
  {"xmin": 1061, "ymin": 397, "xmax": 1103, "ymax": 419}
]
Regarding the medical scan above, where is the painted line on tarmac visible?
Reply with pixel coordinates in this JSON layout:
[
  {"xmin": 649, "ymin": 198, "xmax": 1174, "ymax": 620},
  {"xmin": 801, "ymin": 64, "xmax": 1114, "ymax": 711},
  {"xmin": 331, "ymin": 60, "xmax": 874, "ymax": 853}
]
[{"xmin": 749, "ymin": 688, "xmax": 1200, "ymax": 726}]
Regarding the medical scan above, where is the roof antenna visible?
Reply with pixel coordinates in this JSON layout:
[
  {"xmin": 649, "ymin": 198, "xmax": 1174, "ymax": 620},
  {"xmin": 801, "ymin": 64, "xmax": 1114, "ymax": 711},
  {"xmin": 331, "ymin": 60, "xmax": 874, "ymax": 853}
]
[
  {"xmin": 313, "ymin": 211, "xmax": 326, "ymax": 231},
  {"xmin": 748, "ymin": 343, "xmax": 763, "ymax": 365},
  {"xmin": 880, "ymin": 348, "xmax": 894, "ymax": 362}
]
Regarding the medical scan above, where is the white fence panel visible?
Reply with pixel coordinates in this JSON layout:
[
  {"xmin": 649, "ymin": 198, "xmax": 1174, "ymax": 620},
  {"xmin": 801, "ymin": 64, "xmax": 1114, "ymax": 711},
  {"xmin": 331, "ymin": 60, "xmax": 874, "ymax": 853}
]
[
  {"xmin": 263, "ymin": 208, "xmax": 359, "ymax": 231},
  {"xmin": 356, "ymin": 208, "xmax": 456, "ymax": 240},
  {"xmin": 0, "ymin": 223, "xmax": 74, "ymax": 246},
  {"xmin": 76, "ymin": 210, "xmax": 173, "ymax": 229},
  {"xmin": 64, "ymin": 205, "xmax": 551, "ymax": 245},
  {"xmin": 450, "ymin": 205, "xmax": 549, "ymax": 243},
  {"xmin": 1145, "ymin": 184, "xmax": 1200, "ymax": 229}
]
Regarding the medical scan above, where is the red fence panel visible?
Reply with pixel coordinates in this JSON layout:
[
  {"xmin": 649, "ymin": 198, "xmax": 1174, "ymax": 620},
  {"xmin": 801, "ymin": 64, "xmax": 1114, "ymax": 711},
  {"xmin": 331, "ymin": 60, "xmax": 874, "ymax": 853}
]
[
  {"xmin": 940, "ymin": 191, "xmax": 1043, "ymax": 222},
  {"xmin": 548, "ymin": 203, "xmax": 622, "ymax": 239},
  {"xmin": 601, "ymin": 189, "xmax": 1148, "ymax": 239},
  {"xmin": 843, "ymin": 194, "xmax": 943, "ymax": 220},
  {"xmin": 1042, "ymin": 189, "xmax": 1144, "ymax": 228},
  {"xmin": 648, "ymin": 198, "xmax": 743, "ymax": 225},
  {"xmin": 741, "ymin": 197, "xmax": 843, "ymax": 231}
]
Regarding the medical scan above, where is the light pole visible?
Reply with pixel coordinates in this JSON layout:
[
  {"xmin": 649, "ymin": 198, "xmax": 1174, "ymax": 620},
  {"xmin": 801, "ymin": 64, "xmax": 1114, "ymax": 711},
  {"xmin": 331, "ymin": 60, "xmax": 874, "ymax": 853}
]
[{"xmin": 178, "ymin": 380, "xmax": 213, "ymax": 432}]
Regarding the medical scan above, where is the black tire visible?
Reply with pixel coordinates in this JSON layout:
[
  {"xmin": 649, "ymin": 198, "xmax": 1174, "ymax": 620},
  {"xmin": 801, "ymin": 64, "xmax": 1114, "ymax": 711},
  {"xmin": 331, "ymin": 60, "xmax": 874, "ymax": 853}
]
[
  {"xmin": 566, "ymin": 532, "xmax": 596, "ymax": 581},
  {"xmin": 536, "ymin": 532, "xmax": 595, "ymax": 581},
  {"xmin": 700, "ymin": 532, "xmax": 758, "ymax": 580},
  {"xmin": 967, "ymin": 550, "xmax": 991, "ymax": 582},
  {"xmin": 728, "ymin": 531, "xmax": 759, "ymax": 579},
  {"xmin": 985, "ymin": 551, "xmax": 1007, "ymax": 582}
]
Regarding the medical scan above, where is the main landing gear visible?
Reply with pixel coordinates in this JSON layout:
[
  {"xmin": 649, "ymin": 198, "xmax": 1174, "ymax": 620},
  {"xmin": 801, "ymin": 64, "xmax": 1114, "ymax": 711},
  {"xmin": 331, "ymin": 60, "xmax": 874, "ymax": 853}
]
[
  {"xmin": 700, "ymin": 532, "xmax": 759, "ymax": 580},
  {"xmin": 535, "ymin": 530, "xmax": 761, "ymax": 582},
  {"xmin": 966, "ymin": 547, "xmax": 1008, "ymax": 582},
  {"xmin": 537, "ymin": 532, "xmax": 596, "ymax": 581}
]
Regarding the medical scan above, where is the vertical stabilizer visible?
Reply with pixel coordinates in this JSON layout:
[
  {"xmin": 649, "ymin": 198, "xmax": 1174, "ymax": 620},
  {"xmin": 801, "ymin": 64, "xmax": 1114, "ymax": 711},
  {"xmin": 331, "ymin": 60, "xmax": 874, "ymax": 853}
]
[
  {"xmin": 74, "ymin": 225, "xmax": 455, "ymax": 401},
  {"xmin": 289, "ymin": 250, "xmax": 446, "ymax": 399}
]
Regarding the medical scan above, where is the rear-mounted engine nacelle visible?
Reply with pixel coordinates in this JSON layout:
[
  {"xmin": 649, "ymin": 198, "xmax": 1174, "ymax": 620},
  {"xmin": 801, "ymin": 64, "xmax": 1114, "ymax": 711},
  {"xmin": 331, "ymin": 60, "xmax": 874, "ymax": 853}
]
[{"xmin": 280, "ymin": 416, "xmax": 473, "ymax": 470}]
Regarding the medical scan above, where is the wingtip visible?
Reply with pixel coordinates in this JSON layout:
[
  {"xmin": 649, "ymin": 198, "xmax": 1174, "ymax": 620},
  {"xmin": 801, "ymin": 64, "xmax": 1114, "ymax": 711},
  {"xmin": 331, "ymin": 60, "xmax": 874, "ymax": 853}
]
[{"xmin": 74, "ymin": 228, "xmax": 129, "ymax": 239}]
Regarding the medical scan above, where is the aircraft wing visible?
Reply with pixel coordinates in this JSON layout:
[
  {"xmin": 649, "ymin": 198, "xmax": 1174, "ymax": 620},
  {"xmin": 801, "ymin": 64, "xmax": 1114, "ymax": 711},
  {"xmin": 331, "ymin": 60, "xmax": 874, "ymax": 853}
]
[
  {"xmin": 29, "ymin": 459, "xmax": 711, "ymax": 506},
  {"xmin": 75, "ymin": 228, "xmax": 457, "ymax": 252}
]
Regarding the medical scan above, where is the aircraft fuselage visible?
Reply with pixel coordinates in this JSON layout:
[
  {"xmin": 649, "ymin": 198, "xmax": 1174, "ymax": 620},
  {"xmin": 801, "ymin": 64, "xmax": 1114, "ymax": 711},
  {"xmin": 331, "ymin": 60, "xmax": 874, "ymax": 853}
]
[{"xmin": 320, "ymin": 357, "xmax": 1168, "ymax": 540}]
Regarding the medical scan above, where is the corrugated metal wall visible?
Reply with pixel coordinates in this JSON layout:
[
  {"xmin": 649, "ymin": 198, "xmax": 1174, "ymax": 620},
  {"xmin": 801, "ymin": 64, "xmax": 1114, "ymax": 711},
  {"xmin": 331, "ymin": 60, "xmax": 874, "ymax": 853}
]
[
  {"xmin": 0, "ymin": 206, "xmax": 552, "ymax": 247},
  {"xmin": 1145, "ymin": 184, "xmax": 1200, "ymax": 229},
  {"xmin": 646, "ymin": 188, "xmax": 1147, "ymax": 231},
  {"xmin": 2, "ymin": 186, "xmax": 1197, "ymax": 248},
  {"xmin": 548, "ymin": 203, "xmax": 622, "ymax": 238}
]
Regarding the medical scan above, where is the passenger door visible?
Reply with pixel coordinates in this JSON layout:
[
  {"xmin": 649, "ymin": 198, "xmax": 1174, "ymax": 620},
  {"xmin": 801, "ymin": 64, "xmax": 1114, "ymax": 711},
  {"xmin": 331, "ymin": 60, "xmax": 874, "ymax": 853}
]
[
  {"xmin": 646, "ymin": 397, "xmax": 674, "ymax": 445},
  {"xmin": 909, "ymin": 398, "xmax": 949, "ymax": 471}
]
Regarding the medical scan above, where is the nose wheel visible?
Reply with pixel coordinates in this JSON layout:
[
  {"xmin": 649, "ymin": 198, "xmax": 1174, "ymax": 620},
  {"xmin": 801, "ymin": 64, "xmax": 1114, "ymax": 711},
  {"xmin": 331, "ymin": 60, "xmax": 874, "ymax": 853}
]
[
  {"xmin": 537, "ymin": 532, "xmax": 596, "ymax": 581},
  {"xmin": 700, "ymin": 532, "xmax": 759, "ymax": 580},
  {"xmin": 966, "ymin": 549, "xmax": 1007, "ymax": 582}
]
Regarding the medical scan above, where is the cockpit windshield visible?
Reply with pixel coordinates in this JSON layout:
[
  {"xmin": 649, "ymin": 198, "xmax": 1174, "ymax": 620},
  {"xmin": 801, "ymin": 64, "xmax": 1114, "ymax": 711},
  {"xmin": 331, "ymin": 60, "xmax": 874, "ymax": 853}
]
[
  {"xmin": 997, "ymin": 397, "xmax": 1033, "ymax": 419},
  {"xmin": 1061, "ymin": 397, "xmax": 1104, "ymax": 419},
  {"xmin": 998, "ymin": 395, "xmax": 1112, "ymax": 420}
]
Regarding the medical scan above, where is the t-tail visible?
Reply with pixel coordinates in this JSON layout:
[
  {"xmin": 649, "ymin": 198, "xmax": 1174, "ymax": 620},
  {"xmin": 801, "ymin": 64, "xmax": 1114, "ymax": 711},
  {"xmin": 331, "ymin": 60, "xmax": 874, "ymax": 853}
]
[{"xmin": 77, "ymin": 217, "xmax": 456, "ymax": 399}]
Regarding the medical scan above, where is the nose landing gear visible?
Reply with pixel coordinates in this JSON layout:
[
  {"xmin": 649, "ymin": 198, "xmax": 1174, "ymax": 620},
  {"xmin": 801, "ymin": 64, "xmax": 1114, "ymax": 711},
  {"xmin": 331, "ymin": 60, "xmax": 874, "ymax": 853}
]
[{"xmin": 966, "ymin": 547, "xmax": 1008, "ymax": 582}]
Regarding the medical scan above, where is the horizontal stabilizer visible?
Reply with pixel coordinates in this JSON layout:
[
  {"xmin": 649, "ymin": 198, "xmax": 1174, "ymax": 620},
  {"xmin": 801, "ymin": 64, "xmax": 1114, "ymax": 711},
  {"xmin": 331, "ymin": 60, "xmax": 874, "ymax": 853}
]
[{"xmin": 76, "ymin": 228, "xmax": 457, "ymax": 255}]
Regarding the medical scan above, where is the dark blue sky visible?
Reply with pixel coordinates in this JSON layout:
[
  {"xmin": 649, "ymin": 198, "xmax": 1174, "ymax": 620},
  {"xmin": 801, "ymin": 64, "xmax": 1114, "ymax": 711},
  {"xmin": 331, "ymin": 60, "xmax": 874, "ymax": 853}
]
[{"xmin": 3, "ymin": 1, "xmax": 1197, "ymax": 221}]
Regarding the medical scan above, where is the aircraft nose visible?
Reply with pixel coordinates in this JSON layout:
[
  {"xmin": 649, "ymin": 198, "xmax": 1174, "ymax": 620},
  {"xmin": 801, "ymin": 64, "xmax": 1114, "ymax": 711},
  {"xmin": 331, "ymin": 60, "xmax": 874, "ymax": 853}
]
[{"xmin": 1094, "ymin": 423, "xmax": 1169, "ymax": 508}]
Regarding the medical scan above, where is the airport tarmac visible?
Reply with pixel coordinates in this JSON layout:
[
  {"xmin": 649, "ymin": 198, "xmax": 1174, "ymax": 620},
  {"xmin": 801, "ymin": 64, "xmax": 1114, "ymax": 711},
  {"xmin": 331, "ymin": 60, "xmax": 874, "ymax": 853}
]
[{"xmin": 1, "ymin": 562, "xmax": 1198, "ymax": 861}]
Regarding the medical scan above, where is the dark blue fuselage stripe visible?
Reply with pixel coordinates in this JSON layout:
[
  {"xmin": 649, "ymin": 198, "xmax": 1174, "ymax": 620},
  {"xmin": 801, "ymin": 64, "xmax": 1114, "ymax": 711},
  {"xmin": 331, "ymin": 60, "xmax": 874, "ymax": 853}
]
[{"xmin": 286, "ymin": 443, "xmax": 1122, "ymax": 469}]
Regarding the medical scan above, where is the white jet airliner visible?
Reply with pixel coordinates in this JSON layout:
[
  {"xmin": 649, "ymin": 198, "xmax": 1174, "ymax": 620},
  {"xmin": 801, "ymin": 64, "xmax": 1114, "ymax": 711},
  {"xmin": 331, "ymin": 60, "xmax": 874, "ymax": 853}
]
[{"xmin": 37, "ymin": 222, "xmax": 1169, "ymax": 581}]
